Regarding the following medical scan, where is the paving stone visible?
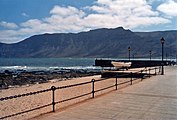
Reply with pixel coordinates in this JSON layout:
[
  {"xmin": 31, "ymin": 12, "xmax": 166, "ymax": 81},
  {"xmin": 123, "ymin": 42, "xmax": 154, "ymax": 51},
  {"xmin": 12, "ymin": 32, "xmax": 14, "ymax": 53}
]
[{"xmin": 31, "ymin": 66, "xmax": 177, "ymax": 120}]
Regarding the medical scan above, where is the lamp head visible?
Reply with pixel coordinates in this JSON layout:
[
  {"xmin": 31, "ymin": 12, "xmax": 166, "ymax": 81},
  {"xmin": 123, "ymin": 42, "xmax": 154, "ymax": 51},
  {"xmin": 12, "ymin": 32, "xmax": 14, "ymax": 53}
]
[
  {"xmin": 128, "ymin": 46, "xmax": 131, "ymax": 51},
  {"xmin": 161, "ymin": 37, "xmax": 165, "ymax": 44}
]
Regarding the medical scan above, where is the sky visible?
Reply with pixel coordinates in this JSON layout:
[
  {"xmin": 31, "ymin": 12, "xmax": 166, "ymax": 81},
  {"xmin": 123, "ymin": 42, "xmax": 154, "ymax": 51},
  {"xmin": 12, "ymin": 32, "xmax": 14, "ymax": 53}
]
[{"xmin": 0, "ymin": 0, "xmax": 177, "ymax": 43}]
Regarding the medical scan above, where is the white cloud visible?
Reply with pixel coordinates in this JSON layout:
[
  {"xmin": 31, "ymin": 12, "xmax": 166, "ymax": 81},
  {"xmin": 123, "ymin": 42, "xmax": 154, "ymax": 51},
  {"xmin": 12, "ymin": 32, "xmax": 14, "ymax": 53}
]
[
  {"xmin": 157, "ymin": 0, "xmax": 177, "ymax": 17},
  {"xmin": 91, "ymin": 0, "xmax": 159, "ymax": 17},
  {"xmin": 126, "ymin": 16, "xmax": 170, "ymax": 28},
  {"xmin": 50, "ymin": 6, "xmax": 85, "ymax": 17},
  {"xmin": 0, "ymin": 0, "xmax": 174, "ymax": 43},
  {"xmin": 0, "ymin": 21, "xmax": 18, "ymax": 29},
  {"xmin": 84, "ymin": 0, "xmax": 169, "ymax": 29},
  {"xmin": 22, "ymin": 12, "xmax": 29, "ymax": 17},
  {"xmin": 0, "ymin": 30, "xmax": 26, "ymax": 43},
  {"xmin": 46, "ymin": 5, "xmax": 86, "ymax": 32},
  {"xmin": 0, "ymin": 6, "xmax": 86, "ymax": 43},
  {"xmin": 21, "ymin": 19, "xmax": 43, "ymax": 28}
]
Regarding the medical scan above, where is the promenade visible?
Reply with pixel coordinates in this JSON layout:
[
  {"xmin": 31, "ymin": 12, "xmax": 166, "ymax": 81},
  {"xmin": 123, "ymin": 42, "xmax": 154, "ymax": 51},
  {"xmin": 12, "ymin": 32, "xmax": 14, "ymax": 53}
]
[{"xmin": 32, "ymin": 66, "xmax": 177, "ymax": 120}]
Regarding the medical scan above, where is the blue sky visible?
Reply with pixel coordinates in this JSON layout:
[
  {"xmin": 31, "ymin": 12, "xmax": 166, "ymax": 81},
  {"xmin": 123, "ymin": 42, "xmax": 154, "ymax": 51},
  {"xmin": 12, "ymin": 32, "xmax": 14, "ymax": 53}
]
[{"xmin": 0, "ymin": 0, "xmax": 177, "ymax": 43}]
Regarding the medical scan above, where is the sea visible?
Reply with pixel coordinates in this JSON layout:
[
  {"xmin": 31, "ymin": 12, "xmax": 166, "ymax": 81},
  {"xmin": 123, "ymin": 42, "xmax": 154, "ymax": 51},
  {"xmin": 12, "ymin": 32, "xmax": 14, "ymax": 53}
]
[
  {"xmin": 0, "ymin": 57, "xmax": 175, "ymax": 74},
  {"xmin": 0, "ymin": 58, "xmax": 102, "ymax": 73}
]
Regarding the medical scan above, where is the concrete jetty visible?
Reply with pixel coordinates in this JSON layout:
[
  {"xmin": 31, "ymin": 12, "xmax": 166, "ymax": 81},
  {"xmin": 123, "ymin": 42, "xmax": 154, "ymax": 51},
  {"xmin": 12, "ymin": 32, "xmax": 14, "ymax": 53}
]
[{"xmin": 31, "ymin": 66, "xmax": 177, "ymax": 120}]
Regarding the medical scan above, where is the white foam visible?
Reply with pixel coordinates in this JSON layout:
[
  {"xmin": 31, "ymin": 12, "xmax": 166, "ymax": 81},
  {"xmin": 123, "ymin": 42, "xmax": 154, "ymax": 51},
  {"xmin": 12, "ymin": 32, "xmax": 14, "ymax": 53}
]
[{"xmin": 0, "ymin": 66, "xmax": 102, "ymax": 73}]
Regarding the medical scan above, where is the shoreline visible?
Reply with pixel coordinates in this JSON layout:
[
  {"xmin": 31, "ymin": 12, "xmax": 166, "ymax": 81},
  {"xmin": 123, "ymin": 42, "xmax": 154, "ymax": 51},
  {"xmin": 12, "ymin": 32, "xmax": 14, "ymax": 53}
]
[{"xmin": 0, "ymin": 68, "xmax": 101, "ymax": 90}]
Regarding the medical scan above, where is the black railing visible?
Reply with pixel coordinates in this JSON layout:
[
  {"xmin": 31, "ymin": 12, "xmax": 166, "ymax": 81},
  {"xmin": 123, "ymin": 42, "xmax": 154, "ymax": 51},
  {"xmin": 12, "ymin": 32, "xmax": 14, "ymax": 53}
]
[{"xmin": 0, "ymin": 67, "xmax": 161, "ymax": 119}]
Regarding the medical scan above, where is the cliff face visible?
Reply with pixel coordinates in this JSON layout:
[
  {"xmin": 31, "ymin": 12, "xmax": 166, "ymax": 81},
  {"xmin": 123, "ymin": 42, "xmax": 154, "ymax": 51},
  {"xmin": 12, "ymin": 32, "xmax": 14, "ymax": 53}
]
[{"xmin": 0, "ymin": 27, "xmax": 176, "ymax": 58}]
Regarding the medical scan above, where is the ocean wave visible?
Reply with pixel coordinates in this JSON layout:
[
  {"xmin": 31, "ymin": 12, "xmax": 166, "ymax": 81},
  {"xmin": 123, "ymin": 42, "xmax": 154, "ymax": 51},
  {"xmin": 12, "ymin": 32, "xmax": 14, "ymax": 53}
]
[{"xmin": 0, "ymin": 66, "xmax": 102, "ymax": 73}]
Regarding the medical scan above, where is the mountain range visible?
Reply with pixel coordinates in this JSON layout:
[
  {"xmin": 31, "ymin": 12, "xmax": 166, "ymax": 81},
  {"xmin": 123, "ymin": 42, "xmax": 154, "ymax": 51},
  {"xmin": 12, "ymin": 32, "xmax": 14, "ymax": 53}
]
[{"xmin": 0, "ymin": 27, "xmax": 176, "ymax": 58}]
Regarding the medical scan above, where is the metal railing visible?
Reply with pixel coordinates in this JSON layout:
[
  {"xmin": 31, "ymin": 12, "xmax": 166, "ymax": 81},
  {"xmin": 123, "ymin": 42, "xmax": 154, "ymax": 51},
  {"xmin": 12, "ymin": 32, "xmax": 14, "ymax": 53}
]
[{"xmin": 0, "ymin": 67, "xmax": 161, "ymax": 119}]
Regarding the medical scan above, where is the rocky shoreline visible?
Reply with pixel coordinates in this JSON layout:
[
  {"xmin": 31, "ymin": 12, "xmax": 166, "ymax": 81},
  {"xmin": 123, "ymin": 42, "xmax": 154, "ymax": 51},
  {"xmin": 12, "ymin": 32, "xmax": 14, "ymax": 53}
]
[{"xmin": 0, "ymin": 69, "xmax": 101, "ymax": 89}]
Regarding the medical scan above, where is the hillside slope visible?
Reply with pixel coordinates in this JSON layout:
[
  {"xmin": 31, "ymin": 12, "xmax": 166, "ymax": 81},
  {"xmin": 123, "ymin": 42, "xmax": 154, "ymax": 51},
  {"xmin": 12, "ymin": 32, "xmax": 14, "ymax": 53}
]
[{"xmin": 0, "ymin": 27, "xmax": 176, "ymax": 58}]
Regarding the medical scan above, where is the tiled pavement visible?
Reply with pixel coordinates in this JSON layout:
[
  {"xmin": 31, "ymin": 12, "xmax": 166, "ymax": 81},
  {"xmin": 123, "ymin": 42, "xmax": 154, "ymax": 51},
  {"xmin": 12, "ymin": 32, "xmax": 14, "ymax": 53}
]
[{"xmin": 32, "ymin": 66, "xmax": 177, "ymax": 120}]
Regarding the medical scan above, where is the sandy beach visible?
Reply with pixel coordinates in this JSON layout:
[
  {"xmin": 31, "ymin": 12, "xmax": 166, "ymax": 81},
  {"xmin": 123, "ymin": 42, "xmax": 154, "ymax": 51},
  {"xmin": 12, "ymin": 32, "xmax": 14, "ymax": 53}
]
[
  {"xmin": 1, "ymin": 66, "xmax": 154, "ymax": 120},
  {"xmin": 0, "ymin": 66, "xmax": 158, "ymax": 120},
  {"xmin": 0, "ymin": 74, "xmax": 135, "ymax": 120}
]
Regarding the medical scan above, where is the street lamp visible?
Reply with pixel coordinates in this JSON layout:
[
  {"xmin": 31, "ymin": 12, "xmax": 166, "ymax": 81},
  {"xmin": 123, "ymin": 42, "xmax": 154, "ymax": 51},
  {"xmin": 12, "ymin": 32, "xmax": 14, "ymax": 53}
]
[
  {"xmin": 149, "ymin": 50, "xmax": 152, "ymax": 61},
  {"xmin": 128, "ymin": 46, "xmax": 131, "ymax": 61},
  {"xmin": 160, "ymin": 37, "xmax": 165, "ymax": 75}
]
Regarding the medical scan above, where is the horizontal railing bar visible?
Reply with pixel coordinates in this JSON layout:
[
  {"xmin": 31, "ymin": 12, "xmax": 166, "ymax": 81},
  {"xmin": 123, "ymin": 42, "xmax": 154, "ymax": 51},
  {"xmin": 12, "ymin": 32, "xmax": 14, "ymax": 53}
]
[
  {"xmin": 56, "ymin": 92, "xmax": 92, "ymax": 104},
  {"xmin": 117, "ymin": 80, "xmax": 130, "ymax": 85},
  {"xmin": 0, "ymin": 103, "xmax": 52, "ymax": 119},
  {"xmin": 115, "ymin": 73, "xmax": 133, "ymax": 77},
  {"xmin": 95, "ymin": 85, "xmax": 115, "ymax": 93},
  {"xmin": 56, "ymin": 81, "xmax": 92, "ymax": 90},
  {"xmin": 0, "ymin": 88, "xmax": 52, "ymax": 101},
  {"xmin": 95, "ymin": 77, "xmax": 111, "ymax": 82}
]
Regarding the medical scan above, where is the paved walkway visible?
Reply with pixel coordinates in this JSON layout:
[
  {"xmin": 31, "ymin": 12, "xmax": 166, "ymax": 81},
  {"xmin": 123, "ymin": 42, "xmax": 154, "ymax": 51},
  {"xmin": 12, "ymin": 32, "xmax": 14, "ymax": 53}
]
[{"xmin": 32, "ymin": 66, "xmax": 177, "ymax": 120}]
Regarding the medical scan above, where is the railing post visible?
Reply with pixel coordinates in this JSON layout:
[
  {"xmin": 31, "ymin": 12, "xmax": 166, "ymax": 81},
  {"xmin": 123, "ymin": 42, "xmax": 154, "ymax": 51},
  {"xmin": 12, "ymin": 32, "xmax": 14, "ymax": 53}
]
[
  {"xmin": 116, "ymin": 76, "xmax": 118, "ymax": 90},
  {"xmin": 91, "ymin": 79, "xmax": 95, "ymax": 98},
  {"xmin": 130, "ymin": 72, "xmax": 132, "ymax": 85},
  {"xmin": 51, "ymin": 86, "xmax": 56, "ymax": 112},
  {"xmin": 149, "ymin": 69, "xmax": 150, "ymax": 78}
]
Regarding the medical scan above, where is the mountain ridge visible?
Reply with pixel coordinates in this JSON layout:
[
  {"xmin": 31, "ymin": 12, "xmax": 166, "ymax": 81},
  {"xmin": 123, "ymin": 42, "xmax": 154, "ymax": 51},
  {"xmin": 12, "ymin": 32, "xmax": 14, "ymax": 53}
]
[{"xmin": 0, "ymin": 27, "xmax": 176, "ymax": 58}]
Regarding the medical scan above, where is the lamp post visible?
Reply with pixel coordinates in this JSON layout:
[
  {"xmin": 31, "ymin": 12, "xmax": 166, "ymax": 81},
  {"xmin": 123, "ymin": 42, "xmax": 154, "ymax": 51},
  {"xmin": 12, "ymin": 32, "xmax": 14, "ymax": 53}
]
[
  {"xmin": 149, "ymin": 50, "xmax": 152, "ymax": 61},
  {"xmin": 128, "ymin": 46, "xmax": 131, "ymax": 61},
  {"xmin": 160, "ymin": 37, "xmax": 165, "ymax": 75}
]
